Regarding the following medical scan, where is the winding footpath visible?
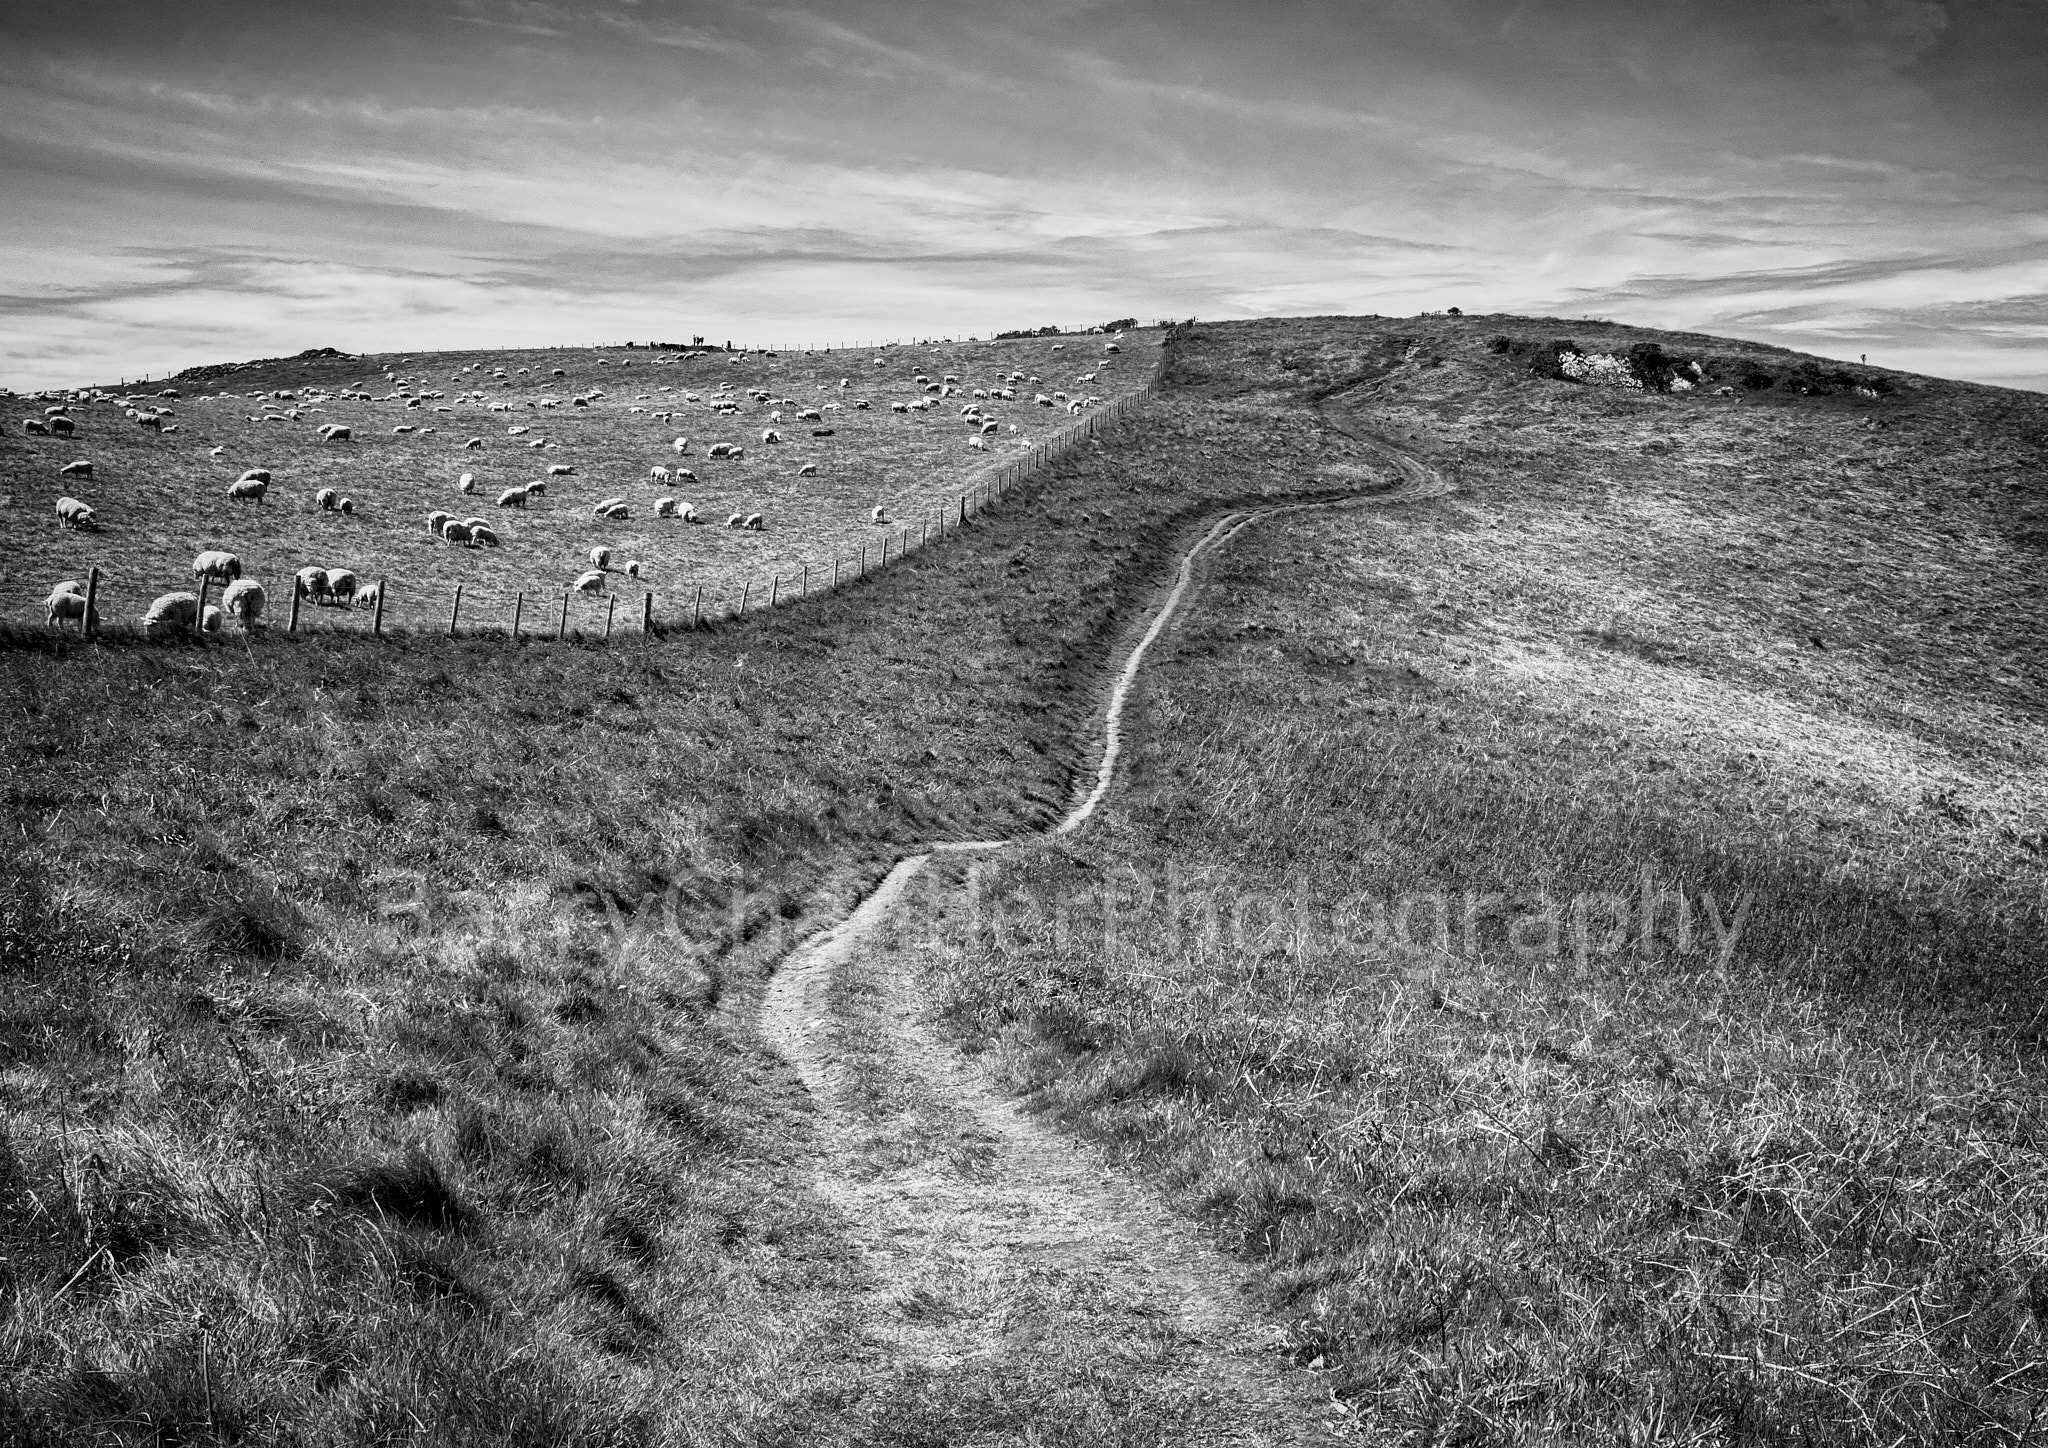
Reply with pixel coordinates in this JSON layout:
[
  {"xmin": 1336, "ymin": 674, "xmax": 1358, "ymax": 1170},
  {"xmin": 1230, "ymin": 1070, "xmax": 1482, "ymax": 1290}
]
[{"xmin": 759, "ymin": 403, "xmax": 1451, "ymax": 1442}]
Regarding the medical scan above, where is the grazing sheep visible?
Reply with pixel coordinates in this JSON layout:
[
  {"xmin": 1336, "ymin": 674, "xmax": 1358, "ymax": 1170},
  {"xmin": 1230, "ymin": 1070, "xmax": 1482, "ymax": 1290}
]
[
  {"xmin": 797, "ymin": 463, "xmax": 818, "ymax": 477},
  {"xmin": 427, "ymin": 510, "xmax": 453, "ymax": 533},
  {"xmin": 210, "ymin": 446, "xmax": 225, "ymax": 457},
  {"xmin": 458, "ymin": 472, "xmax": 478, "ymax": 493},
  {"xmin": 590, "ymin": 546, "xmax": 612, "ymax": 571},
  {"xmin": 238, "ymin": 467, "xmax": 272, "ymax": 483},
  {"xmin": 591, "ymin": 497, "xmax": 626, "ymax": 516},
  {"xmin": 192, "ymin": 550, "xmax": 242, "ymax": 584},
  {"xmin": 136, "ymin": 414, "xmax": 164, "ymax": 431},
  {"xmin": 470, "ymin": 524, "xmax": 499, "ymax": 547},
  {"xmin": 352, "ymin": 580, "xmax": 382, "ymax": 611},
  {"xmin": 871, "ymin": 505, "xmax": 889, "ymax": 524},
  {"xmin": 443, "ymin": 521, "xmax": 475, "ymax": 546},
  {"xmin": 338, "ymin": 497, "xmax": 355, "ymax": 515},
  {"xmin": 295, "ymin": 566, "xmax": 326, "ymax": 602},
  {"xmin": 624, "ymin": 560, "xmax": 642, "ymax": 579},
  {"xmin": 708, "ymin": 443, "xmax": 733, "ymax": 458},
  {"xmin": 23, "ymin": 419, "xmax": 49, "ymax": 436},
  {"xmin": 743, "ymin": 513, "xmax": 764, "ymax": 531},
  {"xmin": 573, "ymin": 570, "xmax": 607, "ymax": 594},
  {"xmin": 671, "ymin": 436, "xmax": 690, "ymax": 454},
  {"xmin": 725, "ymin": 512, "xmax": 744, "ymax": 528},
  {"xmin": 508, "ymin": 425, "xmax": 530, "ymax": 435},
  {"xmin": 981, "ymin": 420, "xmax": 1000, "ymax": 434},
  {"xmin": 222, "ymin": 578, "xmax": 266, "ymax": 626},
  {"xmin": 392, "ymin": 424, "xmax": 416, "ymax": 435},
  {"xmin": 316, "ymin": 487, "xmax": 339, "ymax": 510},
  {"xmin": 141, "ymin": 592, "xmax": 200, "ymax": 639},
  {"xmin": 967, "ymin": 436, "xmax": 988, "ymax": 450},
  {"xmin": 673, "ymin": 467, "xmax": 696, "ymax": 482},
  {"xmin": 655, "ymin": 497, "xmax": 678, "ymax": 517},
  {"xmin": 318, "ymin": 424, "xmax": 352, "ymax": 442},
  {"xmin": 323, "ymin": 569, "xmax": 358, "ymax": 606},
  {"xmin": 680, "ymin": 504, "xmax": 699, "ymax": 523},
  {"xmin": 760, "ymin": 428, "xmax": 783, "ymax": 444},
  {"xmin": 464, "ymin": 516, "xmax": 489, "ymax": 532},
  {"xmin": 496, "ymin": 485, "xmax": 529, "ymax": 509},
  {"xmin": 650, "ymin": 465, "xmax": 670, "ymax": 482},
  {"xmin": 464, "ymin": 437, "xmax": 483, "ymax": 449},
  {"xmin": 50, "ymin": 417, "xmax": 75, "ymax": 438},
  {"xmin": 45, "ymin": 583, "xmax": 97, "ymax": 632},
  {"xmin": 548, "ymin": 464, "xmax": 575, "ymax": 476},
  {"xmin": 728, "ymin": 446, "xmax": 745, "ymax": 460},
  {"xmin": 201, "ymin": 605, "xmax": 224, "ymax": 633},
  {"xmin": 227, "ymin": 477, "xmax": 268, "ymax": 505},
  {"xmin": 526, "ymin": 479, "xmax": 548, "ymax": 497},
  {"xmin": 59, "ymin": 460, "xmax": 91, "ymax": 478}
]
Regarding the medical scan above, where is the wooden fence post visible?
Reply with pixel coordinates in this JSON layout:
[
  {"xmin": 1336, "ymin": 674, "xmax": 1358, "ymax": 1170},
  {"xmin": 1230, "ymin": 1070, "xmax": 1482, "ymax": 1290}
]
[
  {"xmin": 372, "ymin": 579, "xmax": 386, "ymax": 637},
  {"xmin": 193, "ymin": 576, "xmax": 210, "ymax": 638},
  {"xmin": 642, "ymin": 591, "xmax": 653, "ymax": 633},
  {"xmin": 802, "ymin": 564, "xmax": 809, "ymax": 597},
  {"xmin": 83, "ymin": 566, "xmax": 99, "ymax": 640},
  {"xmin": 288, "ymin": 578, "xmax": 301, "ymax": 634},
  {"xmin": 512, "ymin": 591, "xmax": 523, "ymax": 639},
  {"xmin": 558, "ymin": 590, "xmax": 569, "ymax": 641},
  {"xmin": 832, "ymin": 558, "xmax": 841, "ymax": 589},
  {"xmin": 958, "ymin": 495, "xmax": 967, "ymax": 526},
  {"xmin": 880, "ymin": 535, "xmax": 888, "ymax": 567},
  {"xmin": 858, "ymin": 544, "xmax": 866, "ymax": 579},
  {"xmin": 693, "ymin": 584, "xmax": 703, "ymax": 629},
  {"xmin": 770, "ymin": 574, "xmax": 779, "ymax": 608},
  {"xmin": 740, "ymin": 581, "xmax": 750, "ymax": 615},
  {"xmin": 605, "ymin": 595, "xmax": 616, "ymax": 639},
  {"xmin": 447, "ymin": 583, "xmax": 462, "ymax": 636}
]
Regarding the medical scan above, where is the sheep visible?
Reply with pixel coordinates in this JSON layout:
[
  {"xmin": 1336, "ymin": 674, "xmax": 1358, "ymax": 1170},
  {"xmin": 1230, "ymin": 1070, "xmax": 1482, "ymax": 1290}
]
[
  {"xmin": 623, "ymin": 560, "xmax": 643, "ymax": 579},
  {"xmin": 671, "ymin": 436, "xmax": 690, "ymax": 453},
  {"xmin": 655, "ymin": 497, "xmax": 678, "ymax": 517},
  {"xmin": 680, "ymin": 504, "xmax": 700, "ymax": 523},
  {"xmin": 591, "ymin": 497, "xmax": 627, "ymax": 516},
  {"xmin": 392, "ymin": 424, "xmax": 416, "ymax": 435},
  {"xmin": 50, "ymin": 417, "xmax": 75, "ymax": 438},
  {"xmin": 508, "ymin": 425, "xmax": 530, "ymax": 435},
  {"xmin": 743, "ymin": 513, "xmax": 764, "ymax": 531},
  {"xmin": 968, "ymin": 436, "xmax": 988, "ymax": 450},
  {"xmin": 463, "ymin": 437, "xmax": 483, "ymax": 449},
  {"xmin": 323, "ymin": 569, "xmax": 358, "ymax": 606},
  {"xmin": 295, "ymin": 566, "xmax": 327, "ymax": 602},
  {"xmin": 45, "ymin": 583, "xmax": 97, "ymax": 632},
  {"xmin": 725, "ymin": 512, "xmax": 744, "ymax": 528},
  {"xmin": 352, "ymin": 580, "xmax": 382, "ymax": 611},
  {"xmin": 459, "ymin": 472, "xmax": 477, "ymax": 493},
  {"xmin": 650, "ymin": 465, "xmax": 670, "ymax": 482},
  {"xmin": 464, "ymin": 516, "xmax": 489, "ymax": 532},
  {"xmin": 238, "ymin": 467, "xmax": 272, "ymax": 484},
  {"xmin": 442, "ymin": 521, "xmax": 475, "ymax": 546},
  {"xmin": 980, "ymin": 420, "xmax": 1000, "ymax": 434},
  {"xmin": 871, "ymin": 505, "xmax": 889, "ymax": 524},
  {"xmin": 318, "ymin": 424, "xmax": 352, "ymax": 442},
  {"xmin": 496, "ymin": 485, "xmax": 529, "ymax": 509},
  {"xmin": 890, "ymin": 401, "xmax": 909, "ymax": 414},
  {"xmin": 573, "ymin": 570, "xmax": 607, "ymax": 594},
  {"xmin": 708, "ymin": 443, "xmax": 733, "ymax": 458},
  {"xmin": 1104, "ymin": 342, "xmax": 1121, "ymax": 353},
  {"xmin": 201, "ymin": 605, "xmax": 224, "ymax": 633},
  {"xmin": 672, "ymin": 467, "xmax": 697, "ymax": 482},
  {"xmin": 222, "ymin": 578, "xmax": 266, "ymax": 626},
  {"xmin": 548, "ymin": 464, "xmax": 575, "ymax": 476},
  {"xmin": 339, "ymin": 497, "xmax": 356, "ymax": 515},
  {"xmin": 192, "ymin": 550, "xmax": 242, "ymax": 584},
  {"xmin": 22, "ymin": 419, "xmax": 49, "ymax": 435},
  {"xmin": 760, "ymin": 428, "xmax": 782, "ymax": 444},
  {"xmin": 526, "ymin": 478, "xmax": 548, "ymax": 497},
  {"xmin": 470, "ymin": 524, "xmax": 500, "ymax": 547},
  {"xmin": 59, "ymin": 460, "xmax": 92, "ymax": 478},
  {"xmin": 141, "ymin": 592, "xmax": 200, "ymax": 639},
  {"xmin": 137, "ymin": 414, "xmax": 164, "ymax": 431},
  {"xmin": 316, "ymin": 487, "xmax": 339, "ymax": 510},
  {"xmin": 427, "ymin": 510, "xmax": 453, "ymax": 533},
  {"xmin": 228, "ymin": 477, "xmax": 268, "ymax": 504},
  {"xmin": 590, "ymin": 546, "xmax": 612, "ymax": 571}
]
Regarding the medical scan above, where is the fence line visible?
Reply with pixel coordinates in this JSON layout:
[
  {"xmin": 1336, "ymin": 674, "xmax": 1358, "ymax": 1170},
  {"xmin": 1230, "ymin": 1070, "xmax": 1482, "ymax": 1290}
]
[{"xmin": 44, "ymin": 337, "xmax": 1173, "ymax": 647}]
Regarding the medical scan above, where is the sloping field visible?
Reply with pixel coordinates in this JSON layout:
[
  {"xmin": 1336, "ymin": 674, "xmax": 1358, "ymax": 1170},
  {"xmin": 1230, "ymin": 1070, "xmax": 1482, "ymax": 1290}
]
[{"xmin": 0, "ymin": 331, "xmax": 1154, "ymax": 633}]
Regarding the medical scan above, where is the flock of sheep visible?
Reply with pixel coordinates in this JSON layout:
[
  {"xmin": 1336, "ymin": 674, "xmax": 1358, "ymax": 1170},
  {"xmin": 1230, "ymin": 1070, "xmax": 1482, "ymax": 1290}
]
[{"xmin": 16, "ymin": 330, "xmax": 1132, "ymax": 637}]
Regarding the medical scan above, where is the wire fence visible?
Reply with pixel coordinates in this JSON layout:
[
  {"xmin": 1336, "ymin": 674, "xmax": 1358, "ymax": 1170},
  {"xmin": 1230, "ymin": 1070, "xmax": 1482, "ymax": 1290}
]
[{"xmin": 52, "ymin": 347, "xmax": 1169, "ymax": 647}]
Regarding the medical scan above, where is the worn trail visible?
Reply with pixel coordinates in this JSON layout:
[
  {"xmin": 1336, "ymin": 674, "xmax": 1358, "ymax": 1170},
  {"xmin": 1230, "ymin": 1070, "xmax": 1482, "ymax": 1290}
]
[{"xmin": 759, "ymin": 400, "xmax": 1450, "ymax": 1441}]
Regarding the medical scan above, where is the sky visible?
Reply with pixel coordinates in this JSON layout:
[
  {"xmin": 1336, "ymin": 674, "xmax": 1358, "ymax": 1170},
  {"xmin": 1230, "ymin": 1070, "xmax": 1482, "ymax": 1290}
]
[{"xmin": 3, "ymin": 0, "xmax": 2045, "ymax": 390}]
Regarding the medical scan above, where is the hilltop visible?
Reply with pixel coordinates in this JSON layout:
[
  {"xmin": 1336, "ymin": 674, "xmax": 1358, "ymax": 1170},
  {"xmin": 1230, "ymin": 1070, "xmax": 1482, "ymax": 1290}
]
[{"xmin": 5, "ymin": 313, "xmax": 2046, "ymax": 1446}]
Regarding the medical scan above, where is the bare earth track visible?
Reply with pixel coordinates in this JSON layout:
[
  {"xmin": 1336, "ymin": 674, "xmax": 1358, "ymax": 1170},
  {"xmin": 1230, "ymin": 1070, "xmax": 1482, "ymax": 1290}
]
[{"xmin": 760, "ymin": 396, "xmax": 1451, "ymax": 1442}]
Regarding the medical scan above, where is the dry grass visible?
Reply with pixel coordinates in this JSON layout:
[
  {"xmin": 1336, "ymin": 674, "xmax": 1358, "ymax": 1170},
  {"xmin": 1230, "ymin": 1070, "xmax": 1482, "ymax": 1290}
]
[
  {"xmin": 0, "ymin": 332, "xmax": 1152, "ymax": 632},
  {"xmin": 919, "ymin": 316, "xmax": 2048, "ymax": 1444}
]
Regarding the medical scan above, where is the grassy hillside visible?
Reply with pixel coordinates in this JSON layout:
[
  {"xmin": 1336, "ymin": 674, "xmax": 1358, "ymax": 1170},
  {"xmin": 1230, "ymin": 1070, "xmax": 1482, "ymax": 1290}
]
[
  {"xmin": 0, "ymin": 332, "xmax": 1152, "ymax": 633},
  {"xmin": 0, "ymin": 334, "xmax": 1401, "ymax": 1446},
  {"xmin": 914, "ymin": 315, "xmax": 2048, "ymax": 1443}
]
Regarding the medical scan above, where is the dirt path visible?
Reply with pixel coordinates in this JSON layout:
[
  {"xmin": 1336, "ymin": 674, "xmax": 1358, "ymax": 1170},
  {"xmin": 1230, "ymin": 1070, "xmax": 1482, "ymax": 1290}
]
[{"xmin": 759, "ymin": 401, "xmax": 1449, "ymax": 1442}]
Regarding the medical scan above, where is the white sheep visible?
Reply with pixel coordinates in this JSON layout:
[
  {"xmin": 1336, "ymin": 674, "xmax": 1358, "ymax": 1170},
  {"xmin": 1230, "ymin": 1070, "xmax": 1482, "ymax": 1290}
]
[
  {"xmin": 470, "ymin": 524, "xmax": 500, "ymax": 547},
  {"xmin": 339, "ymin": 497, "xmax": 356, "ymax": 515},
  {"xmin": 352, "ymin": 580, "xmax": 382, "ymax": 611},
  {"xmin": 443, "ymin": 521, "xmax": 475, "ymax": 546},
  {"xmin": 589, "ymin": 546, "xmax": 612, "ymax": 571},
  {"xmin": 797, "ymin": 463, "xmax": 817, "ymax": 477},
  {"xmin": 459, "ymin": 472, "xmax": 477, "ymax": 493},
  {"xmin": 548, "ymin": 464, "xmax": 575, "ymax": 476},
  {"xmin": 573, "ymin": 570, "xmax": 607, "ymax": 594},
  {"xmin": 45, "ymin": 583, "xmax": 97, "ymax": 632},
  {"xmin": 295, "ymin": 566, "xmax": 327, "ymax": 603},
  {"xmin": 227, "ymin": 477, "xmax": 268, "ymax": 505},
  {"xmin": 464, "ymin": 437, "xmax": 483, "ymax": 449},
  {"xmin": 316, "ymin": 487, "xmax": 339, "ymax": 510},
  {"xmin": 743, "ymin": 512, "xmax": 764, "ymax": 531},
  {"xmin": 392, "ymin": 424, "xmax": 416, "ymax": 435},
  {"xmin": 680, "ymin": 504, "xmax": 700, "ymax": 523},
  {"xmin": 871, "ymin": 505, "xmax": 889, "ymax": 524},
  {"xmin": 209, "ymin": 446, "xmax": 225, "ymax": 456},
  {"xmin": 201, "ymin": 604, "xmax": 224, "ymax": 633},
  {"xmin": 222, "ymin": 578, "xmax": 266, "ymax": 626},
  {"xmin": 673, "ymin": 467, "xmax": 696, "ymax": 482},
  {"xmin": 526, "ymin": 479, "xmax": 548, "ymax": 497},
  {"xmin": 725, "ymin": 512, "xmax": 744, "ymax": 528},
  {"xmin": 427, "ymin": 510, "xmax": 453, "ymax": 533},
  {"xmin": 671, "ymin": 436, "xmax": 690, "ymax": 454},
  {"xmin": 624, "ymin": 560, "xmax": 642, "ymax": 579},
  {"xmin": 650, "ymin": 465, "xmax": 670, "ymax": 482},
  {"xmin": 22, "ymin": 419, "xmax": 49, "ymax": 435},
  {"xmin": 141, "ymin": 592, "xmax": 200, "ymax": 639},
  {"xmin": 193, "ymin": 550, "xmax": 242, "ymax": 584},
  {"xmin": 319, "ymin": 424, "xmax": 352, "ymax": 442},
  {"xmin": 760, "ymin": 429, "xmax": 782, "ymax": 444},
  {"xmin": 324, "ymin": 569, "xmax": 358, "ymax": 605},
  {"xmin": 967, "ymin": 436, "xmax": 988, "ymax": 450},
  {"xmin": 655, "ymin": 497, "xmax": 678, "ymax": 517},
  {"xmin": 496, "ymin": 485, "xmax": 529, "ymax": 509},
  {"xmin": 708, "ymin": 443, "xmax": 734, "ymax": 458},
  {"xmin": 591, "ymin": 497, "xmax": 626, "ymax": 516},
  {"xmin": 59, "ymin": 459, "xmax": 91, "ymax": 478}
]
